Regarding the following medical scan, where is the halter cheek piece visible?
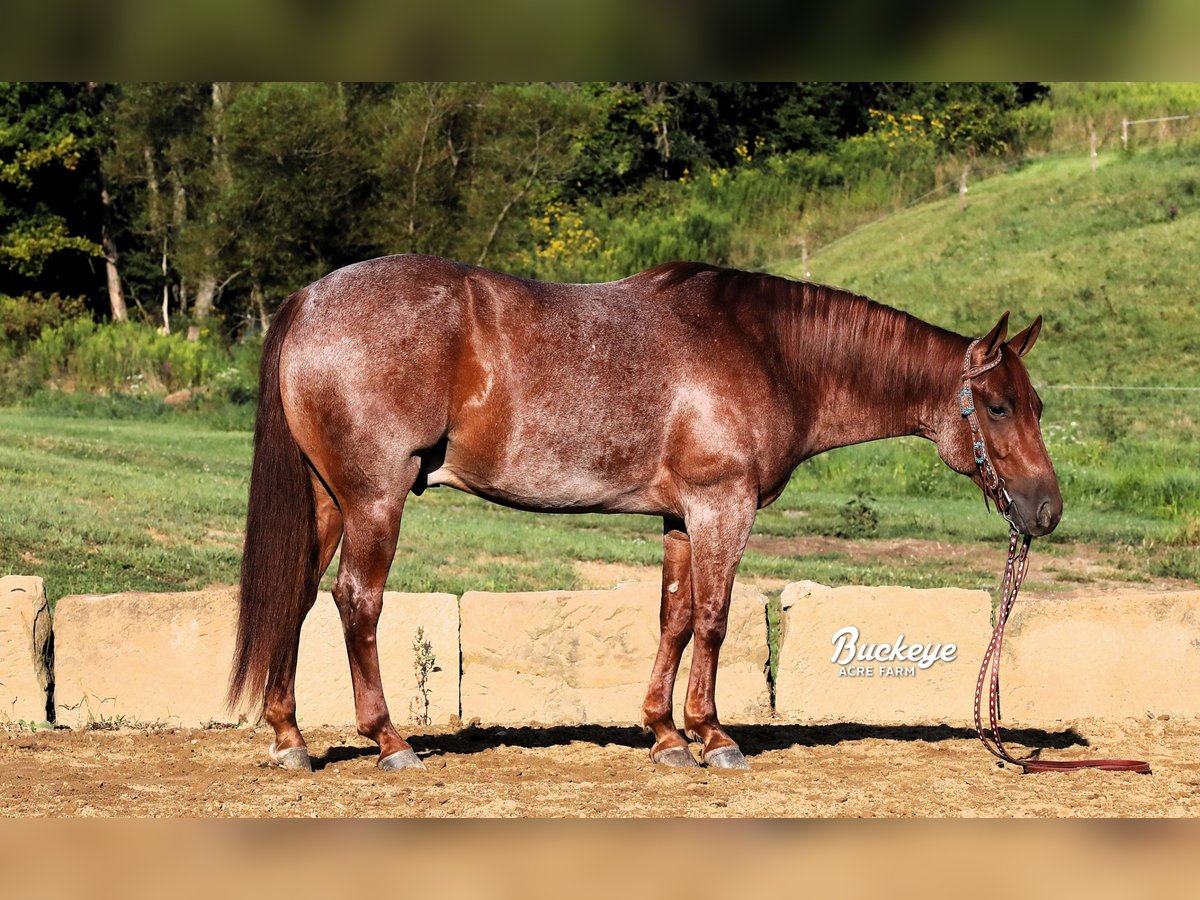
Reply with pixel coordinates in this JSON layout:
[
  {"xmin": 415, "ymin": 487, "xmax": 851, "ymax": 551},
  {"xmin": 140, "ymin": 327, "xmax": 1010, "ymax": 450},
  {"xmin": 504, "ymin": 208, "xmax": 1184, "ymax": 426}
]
[
  {"xmin": 959, "ymin": 337, "xmax": 1015, "ymax": 529},
  {"xmin": 961, "ymin": 336, "xmax": 1150, "ymax": 775}
]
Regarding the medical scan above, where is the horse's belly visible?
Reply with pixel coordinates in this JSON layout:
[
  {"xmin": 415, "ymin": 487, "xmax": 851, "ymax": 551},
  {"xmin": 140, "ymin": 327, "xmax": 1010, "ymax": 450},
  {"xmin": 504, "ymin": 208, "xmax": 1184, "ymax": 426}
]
[
  {"xmin": 437, "ymin": 349, "xmax": 675, "ymax": 512},
  {"xmin": 429, "ymin": 435, "xmax": 663, "ymax": 514}
]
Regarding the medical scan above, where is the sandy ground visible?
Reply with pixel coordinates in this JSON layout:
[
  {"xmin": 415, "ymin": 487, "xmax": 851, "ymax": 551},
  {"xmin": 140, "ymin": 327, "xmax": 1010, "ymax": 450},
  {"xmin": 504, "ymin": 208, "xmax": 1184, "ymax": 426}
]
[
  {"xmin": 577, "ymin": 534, "xmax": 1198, "ymax": 595},
  {"xmin": 3, "ymin": 716, "xmax": 1195, "ymax": 817}
]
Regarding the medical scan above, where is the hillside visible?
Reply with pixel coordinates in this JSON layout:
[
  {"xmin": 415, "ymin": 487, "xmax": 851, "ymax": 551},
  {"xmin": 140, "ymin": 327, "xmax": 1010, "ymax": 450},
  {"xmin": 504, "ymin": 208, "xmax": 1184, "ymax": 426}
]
[{"xmin": 774, "ymin": 144, "xmax": 1200, "ymax": 386}]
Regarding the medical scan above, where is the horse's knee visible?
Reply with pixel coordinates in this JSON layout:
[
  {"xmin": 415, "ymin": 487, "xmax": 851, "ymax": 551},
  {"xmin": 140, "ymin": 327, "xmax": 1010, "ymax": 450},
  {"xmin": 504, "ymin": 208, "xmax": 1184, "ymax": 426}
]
[
  {"xmin": 692, "ymin": 610, "xmax": 728, "ymax": 648},
  {"xmin": 332, "ymin": 576, "xmax": 382, "ymax": 633}
]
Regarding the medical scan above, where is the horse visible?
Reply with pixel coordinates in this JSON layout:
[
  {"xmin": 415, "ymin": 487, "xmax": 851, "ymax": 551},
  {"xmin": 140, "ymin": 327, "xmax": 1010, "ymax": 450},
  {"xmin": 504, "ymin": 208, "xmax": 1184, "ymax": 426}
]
[{"xmin": 228, "ymin": 254, "xmax": 1061, "ymax": 772}]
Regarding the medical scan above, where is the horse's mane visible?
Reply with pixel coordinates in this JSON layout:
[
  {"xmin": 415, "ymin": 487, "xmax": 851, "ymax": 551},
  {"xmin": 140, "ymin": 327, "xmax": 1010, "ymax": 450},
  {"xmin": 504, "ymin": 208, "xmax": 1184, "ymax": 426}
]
[{"xmin": 647, "ymin": 261, "xmax": 965, "ymax": 403}]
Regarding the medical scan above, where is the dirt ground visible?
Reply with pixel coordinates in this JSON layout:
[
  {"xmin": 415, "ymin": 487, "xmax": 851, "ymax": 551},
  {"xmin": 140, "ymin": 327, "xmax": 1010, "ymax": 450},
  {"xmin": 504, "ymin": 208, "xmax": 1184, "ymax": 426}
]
[
  {"xmin": 577, "ymin": 534, "xmax": 1198, "ymax": 595},
  {"xmin": 3, "ymin": 716, "xmax": 1195, "ymax": 817}
]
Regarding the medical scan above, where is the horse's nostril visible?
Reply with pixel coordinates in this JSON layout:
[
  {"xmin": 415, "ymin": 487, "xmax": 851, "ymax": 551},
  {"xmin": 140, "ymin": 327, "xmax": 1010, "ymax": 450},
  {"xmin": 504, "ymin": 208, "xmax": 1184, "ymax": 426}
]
[{"xmin": 1036, "ymin": 500, "xmax": 1052, "ymax": 529}]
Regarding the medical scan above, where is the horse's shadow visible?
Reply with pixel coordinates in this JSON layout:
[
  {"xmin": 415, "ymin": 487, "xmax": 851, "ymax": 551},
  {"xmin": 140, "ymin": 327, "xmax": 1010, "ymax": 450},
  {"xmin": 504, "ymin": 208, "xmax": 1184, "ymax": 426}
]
[{"xmin": 308, "ymin": 721, "xmax": 1087, "ymax": 769}]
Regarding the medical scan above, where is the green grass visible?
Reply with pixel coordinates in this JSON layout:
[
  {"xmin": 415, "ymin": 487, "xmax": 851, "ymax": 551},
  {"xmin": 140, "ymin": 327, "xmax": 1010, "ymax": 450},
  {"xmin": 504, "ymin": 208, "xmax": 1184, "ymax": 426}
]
[
  {"xmin": 778, "ymin": 146, "xmax": 1200, "ymax": 386},
  {"xmin": 0, "ymin": 410, "xmax": 249, "ymax": 603},
  {"xmin": 0, "ymin": 402, "xmax": 1190, "ymax": 609},
  {"xmin": 0, "ymin": 402, "xmax": 1031, "ymax": 607},
  {"xmin": 1043, "ymin": 82, "xmax": 1200, "ymax": 151}
]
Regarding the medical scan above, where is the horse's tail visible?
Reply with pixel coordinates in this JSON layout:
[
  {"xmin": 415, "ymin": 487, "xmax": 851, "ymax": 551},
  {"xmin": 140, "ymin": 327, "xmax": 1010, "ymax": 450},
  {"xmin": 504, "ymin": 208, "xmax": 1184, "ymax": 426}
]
[{"xmin": 228, "ymin": 289, "xmax": 318, "ymax": 712}]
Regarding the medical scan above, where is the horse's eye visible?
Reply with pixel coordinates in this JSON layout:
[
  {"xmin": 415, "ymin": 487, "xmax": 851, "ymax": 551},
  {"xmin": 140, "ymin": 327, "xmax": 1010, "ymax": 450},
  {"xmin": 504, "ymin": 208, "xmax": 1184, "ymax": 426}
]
[{"xmin": 988, "ymin": 405, "xmax": 1008, "ymax": 418}]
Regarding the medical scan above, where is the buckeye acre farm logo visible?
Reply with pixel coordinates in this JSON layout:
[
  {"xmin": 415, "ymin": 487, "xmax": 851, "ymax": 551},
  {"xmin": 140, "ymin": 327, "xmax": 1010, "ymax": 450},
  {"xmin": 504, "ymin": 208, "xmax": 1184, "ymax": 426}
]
[{"xmin": 830, "ymin": 625, "xmax": 957, "ymax": 678}]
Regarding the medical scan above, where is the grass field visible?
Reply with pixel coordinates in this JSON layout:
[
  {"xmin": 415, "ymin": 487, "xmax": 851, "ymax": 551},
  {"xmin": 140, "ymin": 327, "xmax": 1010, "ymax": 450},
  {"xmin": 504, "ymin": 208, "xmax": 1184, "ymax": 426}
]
[
  {"xmin": 0, "ymin": 394, "xmax": 1192, "ymax": 610},
  {"xmin": 3, "ymin": 129, "xmax": 1198, "ymax": 606},
  {"xmin": 0, "ymin": 408, "xmax": 1008, "ymax": 605}
]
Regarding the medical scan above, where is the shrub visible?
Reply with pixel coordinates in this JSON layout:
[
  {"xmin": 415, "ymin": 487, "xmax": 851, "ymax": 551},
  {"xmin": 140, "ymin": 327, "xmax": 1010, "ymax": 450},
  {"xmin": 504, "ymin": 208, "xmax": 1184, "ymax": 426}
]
[
  {"xmin": 25, "ymin": 317, "xmax": 247, "ymax": 394},
  {"xmin": 836, "ymin": 492, "xmax": 880, "ymax": 538},
  {"xmin": 0, "ymin": 293, "xmax": 86, "ymax": 351}
]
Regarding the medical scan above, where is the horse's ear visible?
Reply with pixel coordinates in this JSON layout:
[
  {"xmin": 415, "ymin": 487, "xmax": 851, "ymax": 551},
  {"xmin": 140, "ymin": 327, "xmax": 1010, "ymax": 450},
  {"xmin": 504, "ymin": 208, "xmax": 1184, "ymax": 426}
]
[
  {"xmin": 977, "ymin": 311, "xmax": 1009, "ymax": 360},
  {"xmin": 1007, "ymin": 315, "xmax": 1042, "ymax": 358}
]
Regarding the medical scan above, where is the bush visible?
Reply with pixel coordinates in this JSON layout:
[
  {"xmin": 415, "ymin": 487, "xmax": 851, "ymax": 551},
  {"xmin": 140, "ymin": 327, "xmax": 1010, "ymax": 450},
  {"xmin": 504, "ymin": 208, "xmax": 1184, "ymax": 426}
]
[
  {"xmin": 0, "ymin": 293, "xmax": 85, "ymax": 351},
  {"xmin": 836, "ymin": 492, "xmax": 880, "ymax": 538},
  {"xmin": 26, "ymin": 318, "xmax": 236, "ymax": 393},
  {"xmin": 0, "ymin": 315, "xmax": 263, "ymax": 428}
]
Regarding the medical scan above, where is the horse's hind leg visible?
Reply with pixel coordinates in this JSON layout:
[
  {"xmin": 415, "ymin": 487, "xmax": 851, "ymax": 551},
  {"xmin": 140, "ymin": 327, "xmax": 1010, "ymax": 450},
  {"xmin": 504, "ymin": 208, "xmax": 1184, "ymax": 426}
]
[
  {"xmin": 263, "ymin": 473, "xmax": 343, "ymax": 771},
  {"xmin": 641, "ymin": 524, "xmax": 699, "ymax": 768},
  {"xmin": 332, "ymin": 457, "xmax": 423, "ymax": 770}
]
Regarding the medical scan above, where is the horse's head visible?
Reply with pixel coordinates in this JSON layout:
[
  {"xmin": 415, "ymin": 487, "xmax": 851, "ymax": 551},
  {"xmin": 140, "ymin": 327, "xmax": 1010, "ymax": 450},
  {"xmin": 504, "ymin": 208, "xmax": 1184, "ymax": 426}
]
[{"xmin": 936, "ymin": 313, "xmax": 1063, "ymax": 537}]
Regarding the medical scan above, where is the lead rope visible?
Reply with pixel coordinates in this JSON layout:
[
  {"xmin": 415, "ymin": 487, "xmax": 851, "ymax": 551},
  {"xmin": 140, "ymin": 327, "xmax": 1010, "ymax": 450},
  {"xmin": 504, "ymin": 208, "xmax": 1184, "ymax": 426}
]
[
  {"xmin": 972, "ymin": 529, "xmax": 1032, "ymax": 767},
  {"xmin": 961, "ymin": 339, "xmax": 1151, "ymax": 775}
]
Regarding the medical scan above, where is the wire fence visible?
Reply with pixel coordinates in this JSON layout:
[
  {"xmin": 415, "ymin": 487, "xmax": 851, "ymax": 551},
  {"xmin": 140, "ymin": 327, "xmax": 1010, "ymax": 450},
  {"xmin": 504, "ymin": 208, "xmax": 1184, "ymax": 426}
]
[
  {"xmin": 1040, "ymin": 384, "xmax": 1200, "ymax": 392},
  {"xmin": 1122, "ymin": 114, "xmax": 1198, "ymax": 149},
  {"xmin": 805, "ymin": 110, "xmax": 1199, "ymax": 262},
  {"xmin": 807, "ymin": 151, "xmax": 1057, "ymax": 259}
]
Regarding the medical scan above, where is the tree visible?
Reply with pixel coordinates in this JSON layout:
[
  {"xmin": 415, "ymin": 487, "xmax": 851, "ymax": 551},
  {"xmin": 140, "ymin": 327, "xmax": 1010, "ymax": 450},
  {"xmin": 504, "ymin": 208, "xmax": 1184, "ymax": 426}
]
[
  {"xmin": 358, "ymin": 81, "xmax": 480, "ymax": 259},
  {"xmin": 104, "ymin": 82, "xmax": 211, "ymax": 330},
  {"xmin": 0, "ymin": 83, "xmax": 104, "ymax": 308},
  {"xmin": 220, "ymin": 82, "xmax": 377, "ymax": 324},
  {"xmin": 464, "ymin": 83, "xmax": 601, "ymax": 266}
]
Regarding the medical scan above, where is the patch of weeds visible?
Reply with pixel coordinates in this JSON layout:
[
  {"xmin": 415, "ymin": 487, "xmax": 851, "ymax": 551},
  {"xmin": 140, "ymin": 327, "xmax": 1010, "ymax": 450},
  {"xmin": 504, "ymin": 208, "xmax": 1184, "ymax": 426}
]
[
  {"xmin": 1095, "ymin": 404, "xmax": 1129, "ymax": 445},
  {"xmin": 835, "ymin": 492, "xmax": 879, "ymax": 539},
  {"xmin": 1043, "ymin": 565, "xmax": 1096, "ymax": 584},
  {"xmin": 764, "ymin": 590, "xmax": 783, "ymax": 710},
  {"xmin": 85, "ymin": 714, "xmax": 129, "ymax": 731},
  {"xmin": 84, "ymin": 714, "xmax": 173, "ymax": 731},
  {"xmin": 58, "ymin": 694, "xmax": 116, "ymax": 728},
  {"xmin": 1167, "ymin": 513, "xmax": 1200, "ymax": 547},
  {"xmin": 410, "ymin": 626, "xmax": 439, "ymax": 726},
  {"xmin": 1151, "ymin": 549, "xmax": 1200, "ymax": 582},
  {"xmin": 1100, "ymin": 568, "xmax": 1151, "ymax": 583},
  {"xmin": 5, "ymin": 719, "xmax": 53, "ymax": 732}
]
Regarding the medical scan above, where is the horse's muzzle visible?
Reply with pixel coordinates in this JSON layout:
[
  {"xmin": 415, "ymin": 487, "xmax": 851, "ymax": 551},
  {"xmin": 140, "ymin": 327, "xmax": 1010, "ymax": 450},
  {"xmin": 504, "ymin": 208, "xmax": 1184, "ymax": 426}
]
[{"xmin": 1008, "ymin": 491, "xmax": 1062, "ymax": 537}]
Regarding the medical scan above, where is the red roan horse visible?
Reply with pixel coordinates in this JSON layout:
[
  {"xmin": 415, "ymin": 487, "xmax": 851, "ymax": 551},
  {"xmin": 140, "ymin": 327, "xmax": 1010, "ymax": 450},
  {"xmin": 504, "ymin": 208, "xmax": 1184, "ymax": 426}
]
[{"xmin": 229, "ymin": 255, "xmax": 1061, "ymax": 772}]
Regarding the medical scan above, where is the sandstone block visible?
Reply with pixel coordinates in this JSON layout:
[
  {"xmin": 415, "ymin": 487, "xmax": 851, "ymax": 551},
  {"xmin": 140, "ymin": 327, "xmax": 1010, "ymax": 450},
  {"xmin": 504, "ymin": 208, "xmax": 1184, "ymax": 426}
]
[
  {"xmin": 53, "ymin": 589, "xmax": 458, "ymax": 728},
  {"xmin": 0, "ymin": 576, "xmax": 53, "ymax": 723},
  {"xmin": 460, "ymin": 581, "xmax": 770, "ymax": 725},
  {"xmin": 776, "ymin": 583, "xmax": 992, "ymax": 723},
  {"xmin": 295, "ymin": 591, "xmax": 459, "ymax": 727},
  {"xmin": 999, "ymin": 589, "xmax": 1200, "ymax": 721}
]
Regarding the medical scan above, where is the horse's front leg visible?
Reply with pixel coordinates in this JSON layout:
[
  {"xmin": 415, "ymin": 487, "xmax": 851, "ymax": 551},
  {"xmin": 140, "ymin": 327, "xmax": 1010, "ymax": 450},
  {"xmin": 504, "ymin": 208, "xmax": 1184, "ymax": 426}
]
[
  {"xmin": 641, "ymin": 525, "xmax": 699, "ymax": 768},
  {"xmin": 681, "ymin": 493, "xmax": 757, "ymax": 769}
]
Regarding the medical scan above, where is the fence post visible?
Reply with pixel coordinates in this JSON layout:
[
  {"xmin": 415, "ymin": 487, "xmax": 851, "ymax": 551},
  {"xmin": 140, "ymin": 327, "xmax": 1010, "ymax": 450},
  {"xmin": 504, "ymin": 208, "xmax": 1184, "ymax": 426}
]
[
  {"xmin": 1121, "ymin": 118, "xmax": 1129, "ymax": 150},
  {"xmin": 1090, "ymin": 128, "xmax": 1098, "ymax": 171},
  {"xmin": 959, "ymin": 164, "xmax": 969, "ymax": 211}
]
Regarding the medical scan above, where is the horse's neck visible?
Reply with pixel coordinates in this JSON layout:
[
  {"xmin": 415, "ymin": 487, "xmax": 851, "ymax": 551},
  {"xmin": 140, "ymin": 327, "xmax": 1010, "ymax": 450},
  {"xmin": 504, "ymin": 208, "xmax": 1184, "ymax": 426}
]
[{"xmin": 781, "ymin": 287, "xmax": 967, "ymax": 455}]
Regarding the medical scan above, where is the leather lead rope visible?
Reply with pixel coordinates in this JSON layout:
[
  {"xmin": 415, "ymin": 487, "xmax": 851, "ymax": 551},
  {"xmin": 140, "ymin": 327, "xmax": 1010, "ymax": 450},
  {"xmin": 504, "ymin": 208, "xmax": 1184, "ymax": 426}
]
[{"xmin": 961, "ymin": 339, "xmax": 1151, "ymax": 775}]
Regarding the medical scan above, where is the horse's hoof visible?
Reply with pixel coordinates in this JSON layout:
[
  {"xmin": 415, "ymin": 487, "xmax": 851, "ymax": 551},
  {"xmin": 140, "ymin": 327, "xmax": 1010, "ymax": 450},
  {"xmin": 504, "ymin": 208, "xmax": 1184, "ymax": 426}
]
[
  {"xmin": 268, "ymin": 743, "xmax": 313, "ymax": 772},
  {"xmin": 652, "ymin": 745, "xmax": 701, "ymax": 768},
  {"xmin": 379, "ymin": 748, "xmax": 426, "ymax": 771},
  {"xmin": 703, "ymin": 746, "xmax": 751, "ymax": 770}
]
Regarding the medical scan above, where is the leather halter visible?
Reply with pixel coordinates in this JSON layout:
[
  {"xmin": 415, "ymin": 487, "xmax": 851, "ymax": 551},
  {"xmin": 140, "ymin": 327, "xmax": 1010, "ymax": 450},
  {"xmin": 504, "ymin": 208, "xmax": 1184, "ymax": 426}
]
[{"xmin": 961, "ymin": 338, "xmax": 1151, "ymax": 775}]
